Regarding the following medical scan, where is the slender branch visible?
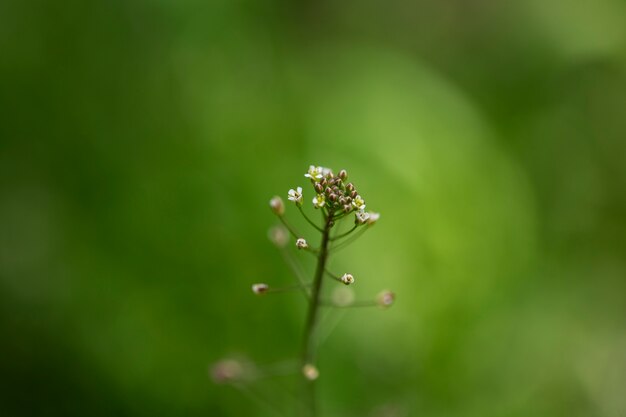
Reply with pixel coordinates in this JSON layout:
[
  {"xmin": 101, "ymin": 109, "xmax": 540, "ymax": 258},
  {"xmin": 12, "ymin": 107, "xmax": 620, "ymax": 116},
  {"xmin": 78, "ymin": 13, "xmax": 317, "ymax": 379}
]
[
  {"xmin": 298, "ymin": 206, "xmax": 324, "ymax": 233},
  {"xmin": 324, "ymin": 268, "xmax": 343, "ymax": 283},
  {"xmin": 330, "ymin": 226, "xmax": 369, "ymax": 253},
  {"xmin": 278, "ymin": 215, "xmax": 301, "ymax": 240},
  {"xmin": 279, "ymin": 248, "xmax": 311, "ymax": 299},
  {"xmin": 330, "ymin": 224, "xmax": 358, "ymax": 241},
  {"xmin": 301, "ymin": 212, "xmax": 334, "ymax": 417},
  {"xmin": 320, "ymin": 300, "xmax": 379, "ymax": 308},
  {"xmin": 265, "ymin": 283, "xmax": 311, "ymax": 294}
]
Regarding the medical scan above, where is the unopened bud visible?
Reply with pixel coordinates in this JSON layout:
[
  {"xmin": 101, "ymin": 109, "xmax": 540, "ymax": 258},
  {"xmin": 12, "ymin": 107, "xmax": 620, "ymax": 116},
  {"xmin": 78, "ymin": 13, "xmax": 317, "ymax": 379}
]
[
  {"xmin": 211, "ymin": 359, "xmax": 244, "ymax": 384},
  {"xmin": 329, "ymin": 193, "xmax": 337, "ymax": 202},
  {"xmin": 340, "ymin": 273, "xmax": 355, "ymax": 285},
  {"xmin": 377, "ymin": 290, "xmax": 395, "ymax": 307},
  {"xmin": 350, "ymin": 190, "xmax": 358, "ymax": 199},
  {"xmin": 343, "ymin": 204, "xmax": 352, "ymax": 213},
  {"xmin": 302, "ymin": 364, "xmax": 319, "ymax": 380},
  {"xmin": 346, "ymin": 183, "xmax": 355, "ymax": 192},
  {"xmin": 268, "ymin": 226, "xmax": 289, "ymax": 247},
  {"xmin": 314, "ymin": 183, "xmax": 324, "ymax": 193},
  {"xmin": 338, "ymin": 169, "xmax": 348, "ymax": 180},
  {"xmin": 296, "ymin": 238, "xmax": 308, "ymax": 249},
  {"xmin": 252, "ymin": 283, "xmax": 269, "ymax": 295},
  {"xmin": 325, "ymin": 187, "xmax": 332, "ymax": 195},
  {"xmin": 269, "ymin": 196, "xmax": 285, "ymax": 216}
]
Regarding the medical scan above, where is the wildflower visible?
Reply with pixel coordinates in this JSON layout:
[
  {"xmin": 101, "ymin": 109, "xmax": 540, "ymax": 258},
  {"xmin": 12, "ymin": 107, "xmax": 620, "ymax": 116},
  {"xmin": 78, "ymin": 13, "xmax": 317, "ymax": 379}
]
[
  {"xmin": 352, "ymin": 194, "xmax": 366, "ymax": 210},
  {"xmin": 302, "ymin": 364, "xmax": 319, "ymax": 380},
  {"xmin": 355, "ymin": 210, "xmax": 370, "ymax": 225},
  {"xmin": 312, "ymin": 193, "xmax": 326, "ymax": 209},
  {"xmin": 367, "ymin": 212, "xmax": 380, "ymax": 226},
  {"xmin": 269, "ymin": 196, "xmax": 285, "ymax": 216},
  {"xmin": 377, "ymin": 290, "xmax": 395, "ymax": 307},
  {"xmin": 304, "ymin": 165, "xmax": 324, "ymax": 181},
  {"xmin": 296, "ymin": 238, "xmax": 308, "ymax": 250},
  {"xmin": 287, "ymin": 187, "xmax": 303, "ymax": 206},
  {"xmin": 252, "ymin": 283, "xmax": 269, "ymax": 295},
  {"xmin": 340, "ymin": 273, "xmax": 355, "ymax": 285}
]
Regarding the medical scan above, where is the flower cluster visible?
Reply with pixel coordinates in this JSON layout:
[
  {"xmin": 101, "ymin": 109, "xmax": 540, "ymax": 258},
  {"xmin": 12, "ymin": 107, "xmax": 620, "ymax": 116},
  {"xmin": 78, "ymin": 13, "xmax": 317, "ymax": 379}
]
[{"xmin": 283, "ymin": 165, "xmax": 380, "ymax": 226}]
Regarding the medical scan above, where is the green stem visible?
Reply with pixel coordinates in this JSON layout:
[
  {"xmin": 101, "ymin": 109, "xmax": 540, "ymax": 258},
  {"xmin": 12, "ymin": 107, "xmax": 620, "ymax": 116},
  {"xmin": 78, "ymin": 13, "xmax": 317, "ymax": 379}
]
[
  {"xmin": 298, "ymin": 206, "xmax": 324, "ymax": 233},
  {"xmin": 330, "ymin": 224, "xmax": 358, "ymax": 241},
  {"xmin": 301, "ymin": 212, "xmax": 333, "ymax": 417}
]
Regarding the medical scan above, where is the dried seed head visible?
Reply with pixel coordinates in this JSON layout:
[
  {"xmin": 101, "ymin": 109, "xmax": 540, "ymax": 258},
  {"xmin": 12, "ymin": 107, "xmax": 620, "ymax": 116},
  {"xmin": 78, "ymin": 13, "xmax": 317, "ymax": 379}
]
[
  {"xmin": 377, "ymin": 290, "xmax": 395, "ymax": 307},
  {"xmin": 252, "ymin": 283, "xmax": 269, "ymax": 295},
  {"xmin": 340, "ymin": 273, "xmax": 355, "ymax": 285},
  {"xmin": 338, "ymin": 169, "xmax": 348, "ymax": 180},
  {"xmin": 268, "ymin": 226, "xmax": 289, "ymax": 247},
  {"xmin": 296, "ymin": 238, "xmax": 308, "ymax": 249},
  {"xmin": 302, "ymin": 364, "xmax": 319, "ymax": 380},
  {"xmin": 269, "ymin": 196, "xmax": 285, "ymax": 216}
]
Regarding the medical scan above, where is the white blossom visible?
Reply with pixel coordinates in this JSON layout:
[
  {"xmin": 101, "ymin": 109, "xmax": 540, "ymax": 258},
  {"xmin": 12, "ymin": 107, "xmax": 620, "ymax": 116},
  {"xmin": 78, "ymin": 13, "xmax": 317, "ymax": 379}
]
[
  {"xmin": 304, "ymin": 165, "xmax": 324, "ymax": 181},
  {"xmin": 351, "ymin": 194, "xmax": 366, "ymax": 210},
  {"xmin": 287, "ymin": 187, "xmax": 303, "ymax": 206},
  {"xmin": 312, "ymin": 193, "xmax": 326, "ymax": 209},
  {"xmin": 355, "ymin": 210, "xmax": 370, "ymax": 225},
  {"xmin": 340, "ymin": 273, "xmax": 355, "ymax": 285},
  {"xmin": 296, "ymin": 238, "xmax": 308, "ymax": 250}
]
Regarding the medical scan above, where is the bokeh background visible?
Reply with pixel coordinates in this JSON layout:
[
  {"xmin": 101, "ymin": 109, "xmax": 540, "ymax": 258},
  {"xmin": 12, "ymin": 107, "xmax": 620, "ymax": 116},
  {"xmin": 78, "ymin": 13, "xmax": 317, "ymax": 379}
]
[{"xmin": 2, "ymin": 0, "xmax": 626, "ymax": 416}]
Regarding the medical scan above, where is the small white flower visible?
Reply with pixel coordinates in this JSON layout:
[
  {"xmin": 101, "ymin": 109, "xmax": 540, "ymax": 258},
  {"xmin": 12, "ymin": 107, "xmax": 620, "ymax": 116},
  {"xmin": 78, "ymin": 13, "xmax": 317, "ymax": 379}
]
[
  {"xmin": 340, "ymin": 273, "xmax": 355, "ymax": 285},
  {"xmin": 302, "ymin": 364, "xmax": 319, "ymax": 380},
  {"xmin": 269, "ymin": 196, "xmax": 285, "ymax": 216},
  {"xmin": 296, "ymin": 238, "xmax": 308, "ymax": 250},
  {"xmin": 304, "ymin": 165, "xmax": 324, "ymax": 181},
  {"xmin": 287, "ymin": 187, "xmax": 303, "ymax": 206},
  {"xmin": 251, "ymin": 283, "xmax": 269, "ymax": 295},
  {"xmin": 312, "ymin": 193, "xmax": 326, "ymax": 208},
  {"xmin": 321, "ymin": 167, "xmax": 333, "ymax": 177},
  {"xmin": 377, "ymin": 290, "xmax": 395, "ymax": 307},
  {"xmin": 355, "ymin": 210, "xmax": 370, "ymax": 225},
  {"xmin": 352, "ymin": 194, "xmax": 366, "ymax": 210},
  {"xmin": 367, "ymin": 212, "xmax": 380, "ymax": 226}
]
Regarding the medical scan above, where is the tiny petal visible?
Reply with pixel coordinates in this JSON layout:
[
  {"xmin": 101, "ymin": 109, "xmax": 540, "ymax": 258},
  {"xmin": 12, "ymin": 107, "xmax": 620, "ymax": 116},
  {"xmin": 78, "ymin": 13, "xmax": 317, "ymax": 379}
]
[
  {"xmin": 367, "ymin": 212, "xmax": 380, "ymax": 225},
  {"xmin": 312, "ymin": 193, "xmax": 326, "ymax": 209},
  {"xmin": 296, "ymin": 238, "xmax": 308, "ymax": 249},
  {"xmin": 340, "ymin": 273, "xmax": 355, "ymax": 285},
  {"xmin": 352, "ymin": 194, "xmax": 366, "ymax": 210},
  {"xmin": 252, "ymin": 283, "xmax": 269, "ymax": 295},
  {"xmin": 302, "ymin": 364, "xmax": 319, "ymax": 380},
  {"xmin": 355, "ymin": 210, "xmax": 370, "ymax": 225},
  {"xmin": 287, "ymin": 187, "xmax": 303, "ymax": 206}
]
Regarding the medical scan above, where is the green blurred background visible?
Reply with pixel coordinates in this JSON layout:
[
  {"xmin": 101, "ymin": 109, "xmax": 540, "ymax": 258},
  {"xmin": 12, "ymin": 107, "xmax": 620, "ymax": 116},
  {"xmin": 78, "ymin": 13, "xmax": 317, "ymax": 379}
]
[{"xmin": 2, "ymin": 0, "xmax": 626, "ymax": 416}]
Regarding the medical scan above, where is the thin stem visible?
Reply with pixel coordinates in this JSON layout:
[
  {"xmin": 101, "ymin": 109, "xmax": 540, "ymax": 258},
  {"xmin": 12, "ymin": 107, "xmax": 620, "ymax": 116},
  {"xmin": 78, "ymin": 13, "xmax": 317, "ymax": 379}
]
[
  {"xmin": 330, "ymin": 224, "xmax": 358, "ymax": 241},
  {"xmin": 278, "ymin": 215, "xmax": 301, "ymax": 240},
  {"xmin": 279, "ymin": 248, "xmax": 311, "ymax": 299},
  {"xmin": 330, "ymin": 226, "xmax": 369, "ymax": 253},
  {"xmin": 301, "ymin": 212, "xmax": 333, "ymax": 417},
  {"xmin": 298, "ymin": 206, "xmax": 324, "ymax": 233},
  {"xmin": 320, "ymin": 299, "xmax": 379, "ymax": 308},
  {"xmin": 324, "ymin": 268, "xmax": 343, "ymax": 283},
  {"xmin": 265, "ymin": 283, "xmax": 311, "ymax": 294}
]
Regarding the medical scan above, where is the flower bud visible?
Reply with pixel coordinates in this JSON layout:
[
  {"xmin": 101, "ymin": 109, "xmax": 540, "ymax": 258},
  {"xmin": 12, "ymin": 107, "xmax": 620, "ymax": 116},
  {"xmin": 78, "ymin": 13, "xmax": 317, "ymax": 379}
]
[
  {"xmin": 268, "ymin": 225, "xmax": 289, "ymax": 247},
  {"xmin": 211, "ymin": 359, "xmax": 244, "ymax": 384},
  {"xmin": 269, "ymin": 196, "xmax": 285, "ymax": 216},
  {"xmin": 355, "ymin": 210, "xmax": 370, "ymax": 225},
  {"xmin": 343, "ymin": 204, "xmax": 352, "ymax": 213},
  {"xmin": 296, "ymin": 238, "xmax": 308, "ymax": 249},
  {"xmin": 377, "ymin": 290, "xmax": 395, "ymax": 307},
  {"xmin": 338, "ymin": 169, "xmax": 348, "ymax": 181},
  {"xmin": 350, "ymin": 190, "xmax": 358, "ymax": 199},
  {"xmin": 325, "ymin": 187, "xmax": 332, "ymax": 195},
  {"xmin": 329, "ymin": 193, "xmax": 337, "ymax": 202},
  {"xmin": 340, "ymin": 273, "xmax": 355, "ymax": 285},
  {"xmin": 346, "ymin": 183, "xmax": 355, "ymax": 192},
  {"xmin": 252, "ymin": 283, "xmax": 269, "ymax": 295},
  {"xmin": 302, "ymin": 364, "xmax": 319, "ymax": 380},
  {"xmin": 314, "ymin": 183, "xmax": 323, "ymax": 193}
]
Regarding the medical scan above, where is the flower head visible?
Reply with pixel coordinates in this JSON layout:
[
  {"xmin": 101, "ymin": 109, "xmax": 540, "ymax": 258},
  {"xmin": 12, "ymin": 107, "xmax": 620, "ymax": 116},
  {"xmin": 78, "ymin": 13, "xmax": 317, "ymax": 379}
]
[
  {"xmin": 287, "ymin": 187, "xmax": 303, "ymax": 206},
  {"xmin": 355, "ymin": 210, "xmax": 370, "ymax": 225},
  {"xmin": 252, "ymin": 283, "xmax": 269, "ymax": 295},
  {"xmin": 304, "ymin": 165, "xmax": 324, "ymax": 182},
  {"xmin": 340, "ymin": 273, "xmax": 355, "ymax": 285},
  {"xmin": 312, "ymin": 193, "xmax": 326, "ymax": 209},
  {"xmin": 352, "ymin": 194, "xmax": 366, "ymax": 211},
  {"xmin": 296, "ymin": 238, "xmax": 308, "ymax": 250},
  {"xmin": 269, "ymin": 196, "xmax": 285, "ymax": 216}
]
